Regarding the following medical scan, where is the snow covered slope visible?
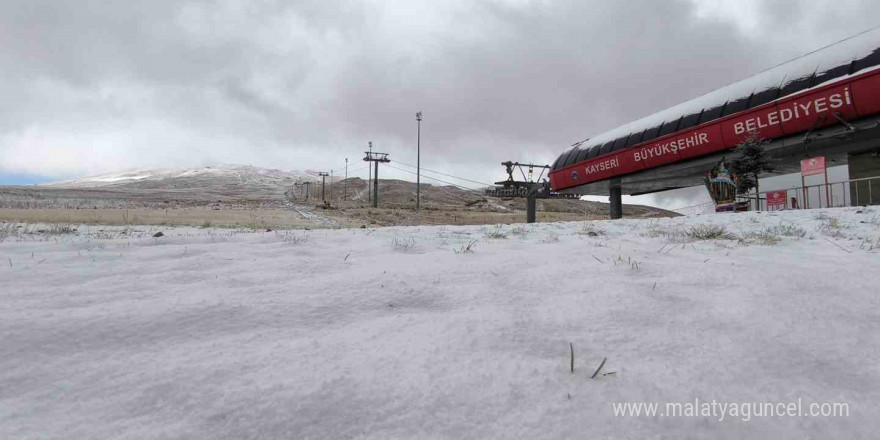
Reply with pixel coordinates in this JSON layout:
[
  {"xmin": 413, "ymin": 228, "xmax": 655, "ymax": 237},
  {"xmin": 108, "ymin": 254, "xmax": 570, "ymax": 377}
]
[
  {"xmin": 46, "ymin": 164, "xmax": 321, "ymax": 188},
  {"xmin": 1, "ymin": 208, "xmax": 879, "ymax": 438}
]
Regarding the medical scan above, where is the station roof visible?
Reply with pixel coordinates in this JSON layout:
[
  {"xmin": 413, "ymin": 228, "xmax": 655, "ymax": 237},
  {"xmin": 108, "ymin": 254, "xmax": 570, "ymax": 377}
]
[{"xmin": 552, "ymin": 28, "xmax": 880, "ymax": 172}]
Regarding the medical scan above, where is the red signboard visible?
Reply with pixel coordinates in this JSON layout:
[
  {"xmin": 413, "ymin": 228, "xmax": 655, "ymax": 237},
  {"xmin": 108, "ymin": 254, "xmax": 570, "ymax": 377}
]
[
  {"xmin": 767, "ymin": 190, "xmax": 787, "ymax": 207},
  {"xmin": 801, "ymin": 157, "xmax": 826, "ymax": 176},
  {"xmin": 549, "ymin": 67, "xmax": 880, "ymax": 192}
]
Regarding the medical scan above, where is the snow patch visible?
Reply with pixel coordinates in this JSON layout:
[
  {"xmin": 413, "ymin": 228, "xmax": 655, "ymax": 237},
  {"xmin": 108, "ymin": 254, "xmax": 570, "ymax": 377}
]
[{"xmin": 1, "ymin": 208, "xmax": 878, "ymax": 438}]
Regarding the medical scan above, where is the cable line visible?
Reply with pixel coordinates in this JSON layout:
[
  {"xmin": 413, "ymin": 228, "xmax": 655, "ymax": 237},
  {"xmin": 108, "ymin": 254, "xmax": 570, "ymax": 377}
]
[
  {"xmin": 389, "ymin": 160, "xmax": 496, "ymax": 187},
  {"xmin": 384, "ymin": 164, "xmax": 485, "ymax": 195}
]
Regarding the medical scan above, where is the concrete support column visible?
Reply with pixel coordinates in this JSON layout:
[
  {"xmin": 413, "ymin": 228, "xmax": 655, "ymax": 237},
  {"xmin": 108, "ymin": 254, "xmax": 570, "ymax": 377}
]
[{"xmin": 609, "ymin": 186, "xmax": 623, "ymax": 219}]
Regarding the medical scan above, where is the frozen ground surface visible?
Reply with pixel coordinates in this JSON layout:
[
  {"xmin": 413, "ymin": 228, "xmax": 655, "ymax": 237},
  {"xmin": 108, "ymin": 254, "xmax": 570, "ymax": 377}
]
[{"xmin": 1, "ymin": 208, "xmax": 879, "ymax": 439}]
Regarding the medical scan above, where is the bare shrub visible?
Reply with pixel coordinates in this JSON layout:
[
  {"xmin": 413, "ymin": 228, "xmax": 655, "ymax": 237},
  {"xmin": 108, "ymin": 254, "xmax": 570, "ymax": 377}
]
[
  {"xmin": 45, "ymin": 224, "xmax": 77, "ymax": 235},
  {"xmin": 0, "ymin": 223, "xmax": 13, "ymax": 243},
  {"xmin": 121, "ymin": 210, "xmax": 140, "ymax": 226}
]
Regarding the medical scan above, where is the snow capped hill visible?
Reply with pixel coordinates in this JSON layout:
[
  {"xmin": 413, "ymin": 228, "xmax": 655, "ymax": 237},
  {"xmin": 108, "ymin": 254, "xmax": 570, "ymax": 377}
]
[{"xmin": 46, "ymin": 164, "xmax": 321, "ymax": 188}]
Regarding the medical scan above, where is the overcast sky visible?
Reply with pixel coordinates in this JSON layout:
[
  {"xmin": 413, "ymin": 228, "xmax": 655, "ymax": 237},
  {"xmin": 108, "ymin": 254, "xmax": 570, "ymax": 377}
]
[{"xmin": 1, "ymin": 0, "xmax": 878, "ymax": 206}]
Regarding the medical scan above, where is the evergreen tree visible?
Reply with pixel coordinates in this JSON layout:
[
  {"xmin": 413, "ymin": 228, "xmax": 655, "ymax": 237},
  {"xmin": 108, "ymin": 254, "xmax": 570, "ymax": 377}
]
[{"xmin": 731, "ymin": 134, "xmax": 774, "ymax": 209}]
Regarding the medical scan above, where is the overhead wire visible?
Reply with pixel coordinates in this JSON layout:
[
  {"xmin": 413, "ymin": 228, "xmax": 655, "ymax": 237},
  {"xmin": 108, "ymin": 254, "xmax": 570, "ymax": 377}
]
[
  {"xmin": 329, "ymin": 163, "xmax": 371, "ymax": 177},
  {"xmin": 383, "ymin": 163, "xmax": 484, "ymax": 194},
  {"xmin": 327, "ymin": 154, "xmax": 606, "ymax": 216},
  {"xmin": 389, "ymin": 160, "xmax": 496, "ymax": 188},
  {"xmin": 381, "ymin": 163, "xmax": 494, "ymax": 205}
]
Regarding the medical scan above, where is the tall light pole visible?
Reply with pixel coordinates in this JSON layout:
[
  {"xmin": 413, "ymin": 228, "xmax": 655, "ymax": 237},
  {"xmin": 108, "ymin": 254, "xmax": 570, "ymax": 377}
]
[
  {"xmin": 318, "ymin": 172, "xmax": 329, "ymax": 203},
  {"xmin": 367, "ymin": 141, "xmax": 372, "ymax": 203},
  {"xmin": 344, "ymin": 158, "xmax": 348, "ymax": 201},
  {"xmin": 416, "ymin": 111, "xmax": 422, "ymax": 211}
]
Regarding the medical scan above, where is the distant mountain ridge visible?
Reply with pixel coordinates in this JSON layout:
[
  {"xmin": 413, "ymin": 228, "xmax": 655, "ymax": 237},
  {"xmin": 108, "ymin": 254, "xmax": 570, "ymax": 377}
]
[
  {"xmin": 45, "ymin": 164, "xmax": 321, "ymax": 189},
  {"xmin": 4, "ymin": 164, "xmax": 678, "ymax": 218}
]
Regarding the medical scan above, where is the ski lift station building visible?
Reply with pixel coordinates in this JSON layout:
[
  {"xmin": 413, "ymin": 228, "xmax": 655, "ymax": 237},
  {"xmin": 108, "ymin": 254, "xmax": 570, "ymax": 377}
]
[{"xmin": 549, "ymin": 28, "xmax": 880, "ymax": 217}]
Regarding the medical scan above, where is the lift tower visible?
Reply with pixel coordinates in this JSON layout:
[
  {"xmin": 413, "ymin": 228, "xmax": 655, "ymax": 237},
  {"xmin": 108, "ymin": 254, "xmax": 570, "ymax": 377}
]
[{"xmin": 363, "ymin": 151, "xmax": 390, "ymax": 208}]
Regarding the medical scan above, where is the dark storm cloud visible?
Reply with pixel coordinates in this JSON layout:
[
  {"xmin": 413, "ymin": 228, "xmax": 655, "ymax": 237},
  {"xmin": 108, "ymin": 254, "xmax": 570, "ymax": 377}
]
[{"xmin": 1, "ymin": 0, "xmax": 878, "ymax": 192}]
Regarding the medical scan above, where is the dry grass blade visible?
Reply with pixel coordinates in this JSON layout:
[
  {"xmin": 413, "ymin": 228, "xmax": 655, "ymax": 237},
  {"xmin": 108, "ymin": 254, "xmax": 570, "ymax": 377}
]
[
  {"xmin": 591, "ymin": 357, "xmax": 607, "ymax": 379},
  {"xmin": 823, "ymin": 237, "xmax": 852, "ymax": 253}
]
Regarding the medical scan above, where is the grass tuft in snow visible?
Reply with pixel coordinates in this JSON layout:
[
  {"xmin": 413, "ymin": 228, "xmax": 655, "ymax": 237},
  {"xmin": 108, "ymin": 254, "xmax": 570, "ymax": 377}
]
[
  {"xmin": 541, "ymin": 234, "xmax": 560, "ymax": 243},
  {"xmin": 454, "ymin": 239, "xmax": 479, "ymax": 254},
  {"xmin": 739, "ymin": 229, "xmax": 781, "ymax": 245},
  {"xmin": 766, "ymin": 224, "xmax": 807, "ymax": 238},
  {"xmin": 509, "ymin": 226, "xmax": 529, "ymax": 237},
  {"xmin": 0, "ymin": 222, "xmax": 81, "ymax": 243},
  {"xmin": 484, "ymin": 226, "xmax": 508, "ymax": 239},
  {"xmin": 818, "ymin": 216, "xmax": 850, "ymax": 238},
  {"xmin": 276, "ymin": 230, "xmax": 308, "ymax": 244},
  {"xmin": 391, "ymin": 237, "xmax": 416, "ymax": 250},
  {"xmin": 685, "ymin": 224, "xmax": 734, "ymax": 240},
  {"xmin": 859, "ymin": 236, "xmax": 880, "ymax": 251},
  {"xmin": 578, "ymin": 222, "xmax": 605, "ymax": 236}
]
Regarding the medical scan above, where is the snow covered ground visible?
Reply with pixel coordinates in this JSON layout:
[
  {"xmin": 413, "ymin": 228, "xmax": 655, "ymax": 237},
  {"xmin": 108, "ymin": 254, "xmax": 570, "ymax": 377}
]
[{"xmin": 1, "ymin": 208, "xmax": 879, "ymax": 439}]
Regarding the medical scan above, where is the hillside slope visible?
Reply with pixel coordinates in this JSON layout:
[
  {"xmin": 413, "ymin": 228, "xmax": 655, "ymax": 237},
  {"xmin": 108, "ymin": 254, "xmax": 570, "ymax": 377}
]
[{"xmin": 0, "ymin": 165, "xmax": 677, "ymax": 221}]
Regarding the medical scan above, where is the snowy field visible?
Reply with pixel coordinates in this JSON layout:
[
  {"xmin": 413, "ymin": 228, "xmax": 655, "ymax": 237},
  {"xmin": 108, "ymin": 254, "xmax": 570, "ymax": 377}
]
[{"xmin": 2, "ymin": 208, "xmax": 879, "ymax": 439}]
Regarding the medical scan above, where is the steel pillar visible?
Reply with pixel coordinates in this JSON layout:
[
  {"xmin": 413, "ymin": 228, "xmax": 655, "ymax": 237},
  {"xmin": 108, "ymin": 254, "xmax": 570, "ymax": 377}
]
[
  {"xmin": 373, "ymin": 161, "xmax": 379, "ymax": 208},
  {"xmin": 609, "ymin": 186, "xmax": 623, "ymax": 219},
  {"xmin": 526, "ymin": 189, "xmax": 537, "ymax": 223}
]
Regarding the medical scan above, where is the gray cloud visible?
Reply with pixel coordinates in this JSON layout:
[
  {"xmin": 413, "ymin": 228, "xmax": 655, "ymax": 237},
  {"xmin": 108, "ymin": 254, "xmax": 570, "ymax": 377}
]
[{"xmin": 1, "ymin": 0, "xmax": 879, "ymax": 204}]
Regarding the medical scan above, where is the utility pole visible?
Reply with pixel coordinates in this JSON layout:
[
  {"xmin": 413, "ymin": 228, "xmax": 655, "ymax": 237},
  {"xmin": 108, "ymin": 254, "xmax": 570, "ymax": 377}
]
[
  {"xmin": 367, "ymin": 141, "xmax": 372, "ymax": 203},
  {"xmin": 318, "ymin": 172, "xmax": 329, "ymax": 203},
  {"xmin": 363, "ymin": 150, "xmax": 390, "ymax": 208},
  {"xmin": 416, "ymin": 111, "xmax": 422, "ymax": 211},
  {"xmin": 330, "ymin": 170, "xmax": 333, "ymax": 204},
  {"xmin": 344, "ymin": 158, "xmax": 348, "ymax": 201}
]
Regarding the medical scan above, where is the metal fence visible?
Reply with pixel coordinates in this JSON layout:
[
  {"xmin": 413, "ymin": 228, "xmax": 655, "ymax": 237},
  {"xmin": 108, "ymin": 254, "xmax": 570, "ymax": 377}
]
[{"xmin": 750, "ymin": 175, "xmax": 880, "ymax": 211}]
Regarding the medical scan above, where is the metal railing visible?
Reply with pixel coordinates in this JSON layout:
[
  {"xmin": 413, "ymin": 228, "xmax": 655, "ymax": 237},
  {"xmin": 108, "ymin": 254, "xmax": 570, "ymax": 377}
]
[{"xmin": 750, "ymin": 175, "xmax": 880, "ymax": 211}]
